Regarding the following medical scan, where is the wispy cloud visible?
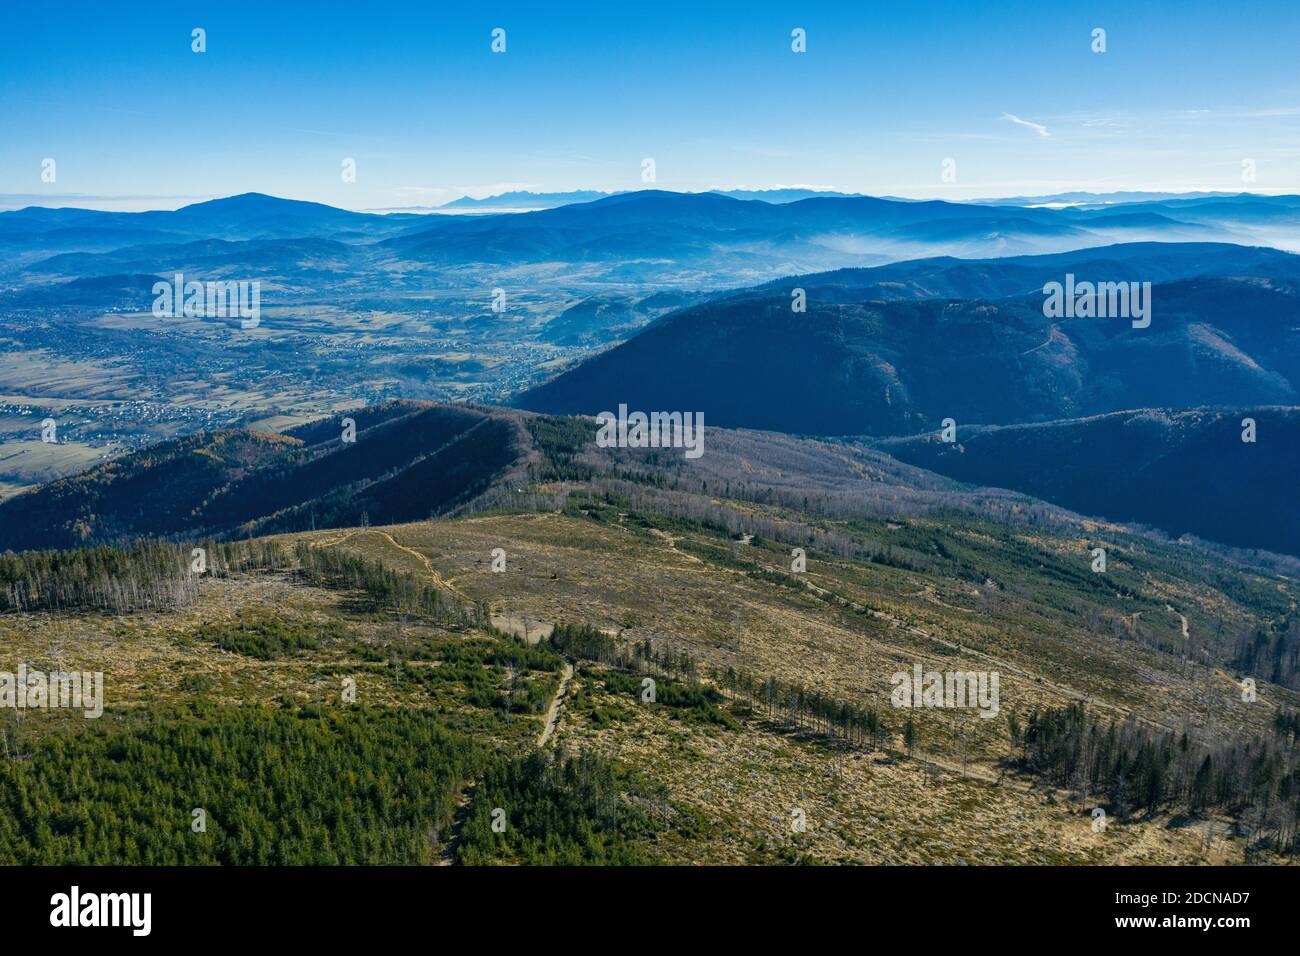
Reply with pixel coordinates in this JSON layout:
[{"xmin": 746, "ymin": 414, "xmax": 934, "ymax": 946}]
[
  {"xmin": 1001, "ymin": 113, "xmax": 1051, "ymax": 138},
  {"xmin": 1238, "ymin": 106, "xmax": 1300, "ymax": 118}
]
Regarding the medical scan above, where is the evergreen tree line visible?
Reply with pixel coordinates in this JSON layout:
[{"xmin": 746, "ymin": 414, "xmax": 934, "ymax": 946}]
[
  {"xmin": 549, "ymin": 623, "xmax": 888, "ymax": 750},
  {"xmin": 521, "ymin": 415, "xmax": 598, "ymax": 483},
  {"xmin": 455, "ymin": 749, "xmax": 662, "ymax": 865},
  {"xmin": 1015, "ymin": 704, "xmax": 1300, "ymax": 855}
]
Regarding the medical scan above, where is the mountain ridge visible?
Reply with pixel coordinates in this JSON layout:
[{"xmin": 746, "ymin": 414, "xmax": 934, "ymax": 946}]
[{"xmin": 516, "ymin": 244, "xmax": 1300, "ymax": 437}]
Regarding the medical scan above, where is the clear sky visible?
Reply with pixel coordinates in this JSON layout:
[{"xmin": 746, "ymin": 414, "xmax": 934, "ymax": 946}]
[{"xmin": 2, "ymin": 0, "xmax": 1299, "ymax": 210}]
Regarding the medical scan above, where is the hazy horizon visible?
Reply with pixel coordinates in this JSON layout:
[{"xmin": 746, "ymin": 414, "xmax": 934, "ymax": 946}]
[{"xmin": 4, "ymin": 185, "xmax": 1298, "ymax": 215}]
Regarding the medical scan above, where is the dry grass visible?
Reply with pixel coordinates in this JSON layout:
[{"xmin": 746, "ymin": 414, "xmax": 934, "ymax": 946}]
[{"xmin": 559, "ymin": 673, "xmax": 1238, "ymax": 865}]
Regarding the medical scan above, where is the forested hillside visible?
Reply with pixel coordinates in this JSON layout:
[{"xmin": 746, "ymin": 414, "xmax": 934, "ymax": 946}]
[{"xmin": 0, "ymin": 401, "xmax": 525, "ymax": 551}]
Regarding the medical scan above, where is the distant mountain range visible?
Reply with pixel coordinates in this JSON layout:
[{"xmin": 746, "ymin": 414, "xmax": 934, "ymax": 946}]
[
  {"xmin": 432, "ymin": 188, "xmax": 865, "ymax": 212},
  {"xmin": 12, "ymin": 190, "xmax": 1300, "ymax": 292},
  {"xmin": 443, "ymin": 187, "xmax": 1240, "ymax": 213},
  {"xmin": 363, "ymin": 190, "xmax": 1300, "ymax": 277},
  {"xmin": 6, "ymin": 188, "xmax": 1300, "ymax": 562},
  {"xmin": 0, "ymin": 193, "xmax": 423, "ymax": 250},
  {"xmin": 367, "ymin": 189, "xmax": 1257, "ymax": 284},
  {"xmin": 435, "ymin": 190, "xmax": 615, "ymax": 211}
]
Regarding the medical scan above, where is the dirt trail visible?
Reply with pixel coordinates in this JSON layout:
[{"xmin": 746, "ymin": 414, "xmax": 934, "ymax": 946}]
[
  {"xmin": 646, "ymin": 527, "xmax": 705, "ymax": 566},
  {"xmin": 539, "ymin": 661, "xmax": 575, "ymax": 747},
  {"xmin": 310, "ymin": 527, "xmax": 470, "ymax": 601},
  {"xmin": 309, "ymin": 529, "xmax": 361, "ymax": 549},
  {"xmin": 369, "ymin": 529, "xmax": 471, "ymax": 600},
  {"xmin": 436, "ymin": 783, "xmax": 473, "ymax": 866},
  {"xmin": 309, "ymin": 523, "xmax": 577, "ymax": 860},
  {"xmin": 1166, "ymin": 605, "xmax": 1190, "ymax": 639},
  {"xmin": 436, "ymin": 659, "xmax": 574, "ymax": 864},
  {"xmin": 1020, "ymin": 324, "xmax": 1062, "ymax": 356},
  {"xmin": 315, "ymin": 527, "xmax": 567, "ymax": 643}
]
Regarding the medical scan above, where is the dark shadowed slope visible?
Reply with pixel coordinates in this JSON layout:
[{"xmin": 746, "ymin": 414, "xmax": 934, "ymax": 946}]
[
  {"xmin": 0, "ymin": 401, "xmax": 524, "ymax": 550},
  {"xmin": 875, "ymin": 407, "xmax": 1300, "ymax": 556},
  {"xmin": 517, "ymin": 244, "xmax": 1300, "ymax": 436}
]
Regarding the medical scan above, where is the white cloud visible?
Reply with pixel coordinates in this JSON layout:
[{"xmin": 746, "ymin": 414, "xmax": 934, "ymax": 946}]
[{"xmin": 1001, "ymin": 113, "xmax": 1051, "ymax": 138}]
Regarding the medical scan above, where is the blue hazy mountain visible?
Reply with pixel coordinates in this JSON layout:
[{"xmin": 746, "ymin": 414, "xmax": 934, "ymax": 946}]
[
  {"xmin": 712, "ymin": 188, "xmax": 863, "ymax": 202},
  {"xmin": 24, "ymin": 237, "xmax": 360, "ymax": 280},
  {"xmin": 969, "ymin": 191, "xmax": 1245, "ymax": 207},
  {"xmin": 434, "ymin": 188, "xmax": 862, "ymax": 212},
  {"xmin": 0, "ymin": 193, "xmax": 423, "ymax": 254},
  {"xmin": 11, "ymin": 190, "xmax": 1300, "ymax": 288},
  {"xmin": 375, "ymin": 190, "xmax": 1300, "ymax": 276},
  {"xmin": 377, "ymin": 190, "xmax": 1102, "ymax": 273},
  {"xmin": 437, "ymin": 190, "xmax": 615, "ymax": 210},
  {"xmin": 1, "ymin": 272, "xmax": 164, "ymax": 307}
]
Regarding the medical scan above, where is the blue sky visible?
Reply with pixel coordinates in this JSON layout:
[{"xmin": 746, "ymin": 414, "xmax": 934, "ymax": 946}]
[{"xmin": 2, "ymin": 0, "xmax": 1299, "ymax": 209}]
